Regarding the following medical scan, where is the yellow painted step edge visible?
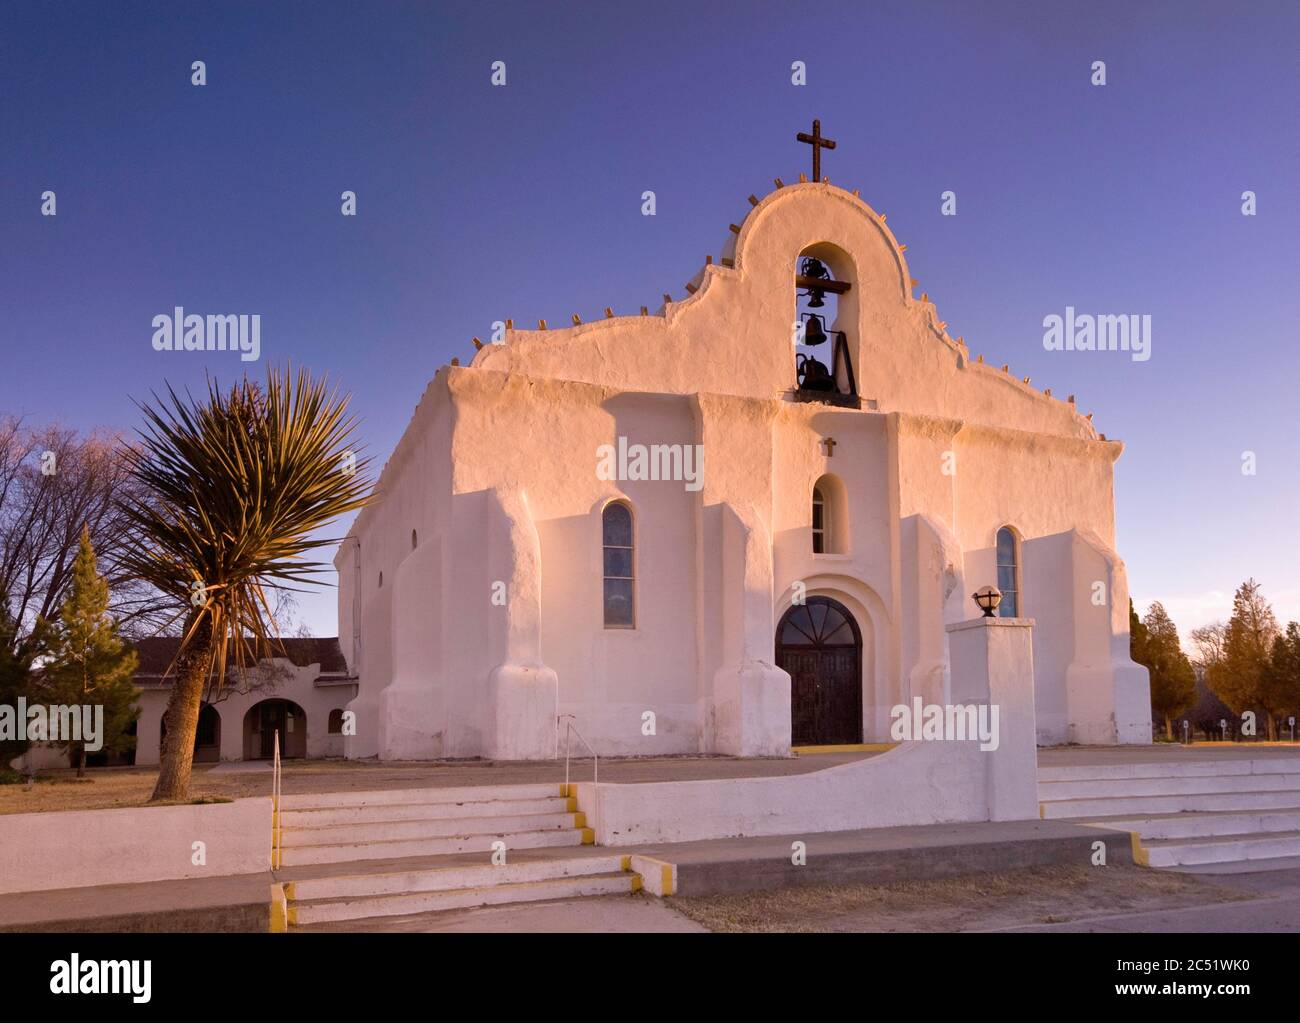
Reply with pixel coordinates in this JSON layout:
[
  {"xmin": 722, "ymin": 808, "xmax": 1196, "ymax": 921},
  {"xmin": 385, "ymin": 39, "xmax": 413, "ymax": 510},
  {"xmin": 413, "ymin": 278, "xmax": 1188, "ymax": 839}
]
[
  {"xmin": 269, "ymin": 882, "xmax": 289, "ymax": 933},
  {"xmin": 629, "ymin": 855, "xmax": 677, "ymax": 897}
]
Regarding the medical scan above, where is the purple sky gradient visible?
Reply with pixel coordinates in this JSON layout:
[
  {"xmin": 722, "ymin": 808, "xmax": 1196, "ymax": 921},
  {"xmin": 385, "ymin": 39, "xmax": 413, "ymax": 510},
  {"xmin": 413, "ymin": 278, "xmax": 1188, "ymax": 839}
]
[{"xmin": 2, "ymin": 0, "xmax": 1298, "ymax": 644}]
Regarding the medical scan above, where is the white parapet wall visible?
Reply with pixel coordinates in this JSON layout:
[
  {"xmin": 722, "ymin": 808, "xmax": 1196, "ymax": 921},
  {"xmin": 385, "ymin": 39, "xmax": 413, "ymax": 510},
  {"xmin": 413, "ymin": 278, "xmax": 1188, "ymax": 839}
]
[
  {"xmin": 579, "ymin": 615, "xmax": 1041, "ymax": 845},
  {"xmin": 0, "ymin": 797, "xmax": 271, "ymax": 895},
  {"xmin": 578, "ymin": 740, "xmax": 995, "ymax": 846}
]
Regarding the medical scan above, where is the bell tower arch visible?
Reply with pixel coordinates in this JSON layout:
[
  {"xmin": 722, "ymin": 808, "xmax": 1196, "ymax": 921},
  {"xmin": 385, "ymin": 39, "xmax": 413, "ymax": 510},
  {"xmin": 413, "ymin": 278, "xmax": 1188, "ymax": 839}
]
[{"xmin": 793, "ymin": 243, "xmax": 858, "ymax": 407}]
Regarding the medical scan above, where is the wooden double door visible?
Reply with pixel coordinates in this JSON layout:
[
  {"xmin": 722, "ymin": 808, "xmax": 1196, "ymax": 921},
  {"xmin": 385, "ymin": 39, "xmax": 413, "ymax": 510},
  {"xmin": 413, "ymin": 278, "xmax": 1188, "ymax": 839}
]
[
  {"xmin": 248, "ymin": 699, "xmax": 306, "ymax": 760},
  {"xmin": 776, "ymin": 596, "xmax": 863, "ymax": 746}
]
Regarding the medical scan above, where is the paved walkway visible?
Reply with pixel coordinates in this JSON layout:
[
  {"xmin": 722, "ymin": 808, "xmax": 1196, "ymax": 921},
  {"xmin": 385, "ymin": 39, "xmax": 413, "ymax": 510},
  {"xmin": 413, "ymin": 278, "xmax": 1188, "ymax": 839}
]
[
  {"xmin": 273, "ymin": 748, "xmax": 880, "ymax": 793},
  {"xmin": 1038, "ymin": 743, "xmax": 1300, "ymax": 767}
]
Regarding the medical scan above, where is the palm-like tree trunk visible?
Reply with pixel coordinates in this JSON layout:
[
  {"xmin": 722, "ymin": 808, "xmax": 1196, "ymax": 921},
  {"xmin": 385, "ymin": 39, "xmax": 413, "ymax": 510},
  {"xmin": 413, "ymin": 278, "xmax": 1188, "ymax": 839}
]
[{"xmin": 150, "ymin": 616, "xmax": 214, "ymax": 802}]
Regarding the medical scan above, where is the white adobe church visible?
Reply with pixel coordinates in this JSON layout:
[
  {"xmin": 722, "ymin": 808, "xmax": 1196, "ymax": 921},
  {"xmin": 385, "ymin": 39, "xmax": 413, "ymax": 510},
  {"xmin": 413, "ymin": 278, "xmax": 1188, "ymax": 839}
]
[{"xmin": 336, "ymin": 124, "xmax": 1152, "ymax": 764}]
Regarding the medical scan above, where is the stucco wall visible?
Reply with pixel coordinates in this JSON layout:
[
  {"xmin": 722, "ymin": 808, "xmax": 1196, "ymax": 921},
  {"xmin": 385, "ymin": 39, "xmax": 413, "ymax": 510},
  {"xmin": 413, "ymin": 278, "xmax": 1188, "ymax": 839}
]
[
  {"xmin": 0, "ymin": 797, "xmax": 271, "ymax": 894},
  {"xmin": 337, "ymin": 179, "xmax": 1149, "ymax": 759}
]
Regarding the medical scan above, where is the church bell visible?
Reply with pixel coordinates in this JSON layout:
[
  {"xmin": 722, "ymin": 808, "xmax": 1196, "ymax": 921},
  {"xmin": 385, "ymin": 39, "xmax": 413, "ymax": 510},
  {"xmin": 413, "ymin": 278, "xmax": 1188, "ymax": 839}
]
[
  {"xmin": 802, "ymin": 313, "xmax": 828, "ymax": 346},
  {"xmin": 800, "ymin": 256, "xmax": 829, "ymax": 307}
]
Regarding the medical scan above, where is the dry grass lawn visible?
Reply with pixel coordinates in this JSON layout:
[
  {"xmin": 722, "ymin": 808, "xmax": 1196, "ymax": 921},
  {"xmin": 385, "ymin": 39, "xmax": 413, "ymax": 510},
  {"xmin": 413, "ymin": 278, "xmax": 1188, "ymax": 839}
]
[
  {"xmin": 671, "ymin": 864, "xmax": 1252, "ymax": 932},
  {"xmin": 0, "ymin": 759, "xmax": 517, "ymax": 814}
]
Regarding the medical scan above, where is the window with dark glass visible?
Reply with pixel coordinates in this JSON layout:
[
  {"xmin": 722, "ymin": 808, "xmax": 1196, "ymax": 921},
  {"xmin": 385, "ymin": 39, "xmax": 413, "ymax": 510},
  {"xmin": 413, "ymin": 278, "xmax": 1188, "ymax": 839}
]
[
  {"xmin": 195, "ymin": 704, "xmax": 219, "ymax": 747},
  {"xmin": 602, "ymin": 502, "xmax": 634, "ymax": 628},
  {"xmin": 996, "ymin": 527, "xmax": 1020, "ymax": 617},
  {"xmin": 812, "ymin": 486, "xmax": 827, "ymax": 553},
  {"xmin": 328, "ymin": 708, "xmax": 344, "ymax": 734}
]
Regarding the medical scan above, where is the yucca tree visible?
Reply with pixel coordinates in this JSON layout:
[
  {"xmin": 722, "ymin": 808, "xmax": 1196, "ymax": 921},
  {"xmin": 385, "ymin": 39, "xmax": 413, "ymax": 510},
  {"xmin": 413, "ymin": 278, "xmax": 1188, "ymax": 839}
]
[{"xmin": 119, "ymin": 366, "xmax": 371, "ymax": 802}]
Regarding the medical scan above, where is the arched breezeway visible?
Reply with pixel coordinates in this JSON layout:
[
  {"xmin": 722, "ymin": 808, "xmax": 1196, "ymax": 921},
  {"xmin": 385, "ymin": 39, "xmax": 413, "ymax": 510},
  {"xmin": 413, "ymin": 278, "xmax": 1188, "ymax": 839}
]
[{"xmin": 243, "ymin": 699, "xmax": 307, "ymax": 760}]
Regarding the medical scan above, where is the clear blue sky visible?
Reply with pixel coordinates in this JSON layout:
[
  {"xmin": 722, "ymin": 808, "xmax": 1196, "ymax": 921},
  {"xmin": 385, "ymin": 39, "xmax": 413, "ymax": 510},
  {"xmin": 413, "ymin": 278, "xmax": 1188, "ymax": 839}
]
[{"xmin": 2, "ymin": 0, "xmax": 1297, "ymax": 643}]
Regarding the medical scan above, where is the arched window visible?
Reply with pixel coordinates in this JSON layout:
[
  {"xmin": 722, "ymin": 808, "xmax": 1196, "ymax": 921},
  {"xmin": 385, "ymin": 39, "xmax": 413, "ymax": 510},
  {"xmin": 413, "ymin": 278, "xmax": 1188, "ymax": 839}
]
[
  {"xmin": 411, "ymin": 529, "xmax": 418, "ymax": 549},
  {"xmin": 328, "ymin": 708, "xmax": 345, "ymax": 735},
  {"xmin": 996, "ymin": 527, "xmax": 1021, "ymax": 617},
  {"xmin": 602, "ymin": 502, "xmax": 635, "ymax": 628},
  {"xmin": 811, "ymin": 474, "xmax": 847, "ymax": 554},
  {"xmin": 812, "ymin": 486, "xmax": 828, "ymax": 554}
]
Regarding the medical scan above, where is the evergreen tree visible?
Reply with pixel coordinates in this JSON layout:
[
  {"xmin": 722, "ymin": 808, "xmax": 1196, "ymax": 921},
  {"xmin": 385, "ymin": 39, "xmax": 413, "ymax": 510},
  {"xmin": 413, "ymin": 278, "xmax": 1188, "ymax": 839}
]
[
  {"xmin": 40, "ymin": 528, "xmax": 139, "ymax": 777},
  {"xmin": 1140, "ymin": 602, "xmax": 1197, "ymax": 740},
  {"xmin": 1130, "ymin": 599, "xmax": 1150, "ymax": 668},
  {"xmin": 1208, "ymin": 579, "xmax": 1279, "ymax": 739},
  {"xmin": 1262, "ymin": 622, "xmax": 1300, "ymax": 739}
]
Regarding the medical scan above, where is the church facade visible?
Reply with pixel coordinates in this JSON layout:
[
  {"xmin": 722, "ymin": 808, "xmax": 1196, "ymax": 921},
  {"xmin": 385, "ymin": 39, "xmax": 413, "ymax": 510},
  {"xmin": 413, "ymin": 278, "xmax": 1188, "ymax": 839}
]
[{"xmin": 336, "ymin": 172, "xmax": 1152, "ymax": 763}]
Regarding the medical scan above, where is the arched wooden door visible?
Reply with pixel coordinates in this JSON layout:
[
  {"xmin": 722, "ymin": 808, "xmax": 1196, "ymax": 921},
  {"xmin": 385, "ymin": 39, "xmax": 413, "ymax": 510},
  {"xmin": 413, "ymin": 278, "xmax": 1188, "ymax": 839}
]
[
  {"xmin": 776, "ymin": 596, "xmax": 863, "ymax": 746},
  {"xmin": 244, "ymin": 699, "xmax": 307, "ymax": 759}
]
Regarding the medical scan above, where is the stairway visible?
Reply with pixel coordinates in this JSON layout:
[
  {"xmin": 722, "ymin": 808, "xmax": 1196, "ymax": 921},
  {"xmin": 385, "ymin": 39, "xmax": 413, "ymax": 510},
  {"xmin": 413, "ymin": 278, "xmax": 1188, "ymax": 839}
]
[
  {"xmin": 1039, "ymin": 757, "xmax": 1300, "ymax": 869},
  {"xmin": 276, "ymin": 783, "xmax": 594, "ymax": 866},
  {"xmin": 281, "ymin": 854, "xmax": 640, "ymax": 928},
  {"xmin": 272, "ymin": 783, "xmax": 647, "ymax": 929}
]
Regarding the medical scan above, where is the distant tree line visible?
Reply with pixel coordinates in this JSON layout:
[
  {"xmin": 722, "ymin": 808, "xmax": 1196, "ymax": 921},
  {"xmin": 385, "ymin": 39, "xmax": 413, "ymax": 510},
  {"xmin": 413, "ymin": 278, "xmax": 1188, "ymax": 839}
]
[
  {"xmin": 1, "ymin": 414, "xmax": 315, "ymax": 781},
  {"xmin": 1, "ymin": 418, "xmax": 148, "ymax": 776},
  {"xmin": 1135, "ymin": 579, "xmax": 1300, "ymax": 742}
]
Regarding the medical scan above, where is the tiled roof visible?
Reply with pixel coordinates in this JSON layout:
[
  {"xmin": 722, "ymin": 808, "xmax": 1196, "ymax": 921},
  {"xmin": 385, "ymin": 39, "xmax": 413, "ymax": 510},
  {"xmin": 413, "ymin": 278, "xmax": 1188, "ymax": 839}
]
[{"xmin": 130, "ymin": 636, "xmax": 348, "ymax": 676}]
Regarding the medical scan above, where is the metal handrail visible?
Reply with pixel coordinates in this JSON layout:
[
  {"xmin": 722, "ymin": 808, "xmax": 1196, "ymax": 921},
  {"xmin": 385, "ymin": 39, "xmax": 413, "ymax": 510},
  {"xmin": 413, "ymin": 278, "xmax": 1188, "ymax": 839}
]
[
  {"xmin": 271, "ymin": 729, "xmax": 282, "ymax": 870},
  {"xmin": 559, "ymin": 714, "xmax": 598, "ymax": 841}
]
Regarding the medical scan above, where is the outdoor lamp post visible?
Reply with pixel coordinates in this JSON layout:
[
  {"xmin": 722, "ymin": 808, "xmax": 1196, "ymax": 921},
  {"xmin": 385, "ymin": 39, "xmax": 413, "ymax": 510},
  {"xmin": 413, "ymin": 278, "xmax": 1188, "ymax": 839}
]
[{"xmin": 973, "ymin": 586, "xmax": 1002, "ymax": 618}]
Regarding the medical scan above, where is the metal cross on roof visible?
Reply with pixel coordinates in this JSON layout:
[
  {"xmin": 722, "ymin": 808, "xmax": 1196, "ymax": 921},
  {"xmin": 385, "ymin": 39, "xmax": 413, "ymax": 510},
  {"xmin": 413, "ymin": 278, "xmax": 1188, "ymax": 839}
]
[{"xmin": 796, "ymin": 119, "xmax": 837, "ymax": 182}]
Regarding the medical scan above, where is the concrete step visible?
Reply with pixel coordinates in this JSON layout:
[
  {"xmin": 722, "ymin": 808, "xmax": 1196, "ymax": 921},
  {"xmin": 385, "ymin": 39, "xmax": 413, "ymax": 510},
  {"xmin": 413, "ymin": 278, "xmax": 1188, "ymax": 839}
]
[
  {"xmin": 1084, "ymin": 808, "xmax": 1300, "ymax": 841},
  {"xmin": 1143, "ymin": 830, "xmax": 1300, "ymax": 867},
  {"xmin": 279, "ymin": 796, "xmax": 575, "ymax": 826},
  {"xmin": 279, "ymin": 827, "xmax": 590, "ymax": 867},
  {"xmin": 279, "ymin": 783, "xmax": 563, "ymax": 811},
  {"xmin": 290, "ymin": 871, "xmax": 636, "ymax": 926},
  {"xmin": 1038, "ymin": 758, "xmax": 1300, "ymax": 784},
  {"xmin": 1040, "ymin": 773, "xmax": 1300, "ymax": 801},
  {"xmin": 282, "ymin": 812, "xmax": 581, "ymax": 845},
  {"xmin": 288, "ymin": 854, "xmax": 629, "ymax": 901},
  {"xmin": 1041, "ymin": 789, "xmax": 1300, "ymax": 819},
  {"xmin": 1168, "ymin": 854, "xmax": 1300, "ymax": 874}
]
